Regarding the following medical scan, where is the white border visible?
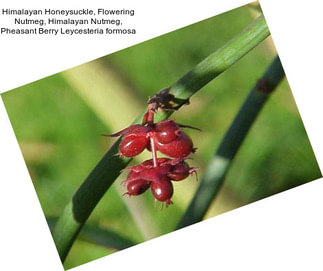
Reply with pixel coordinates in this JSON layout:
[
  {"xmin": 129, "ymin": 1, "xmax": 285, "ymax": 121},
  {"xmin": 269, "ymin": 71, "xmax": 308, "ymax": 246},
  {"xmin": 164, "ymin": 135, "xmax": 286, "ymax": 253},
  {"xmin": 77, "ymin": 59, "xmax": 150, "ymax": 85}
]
[
  {"xmin": 1, "ymin": 0, "xmax": 323, "ymax": 270},
  {"xmin": 0, "ymin": 0, "xmax": 249, "ymax": 92}
]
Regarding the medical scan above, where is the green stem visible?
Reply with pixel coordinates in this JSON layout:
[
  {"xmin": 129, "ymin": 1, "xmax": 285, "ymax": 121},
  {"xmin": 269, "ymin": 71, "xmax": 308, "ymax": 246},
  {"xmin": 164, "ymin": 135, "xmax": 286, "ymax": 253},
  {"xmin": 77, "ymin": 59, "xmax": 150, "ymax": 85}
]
[
  {"xmin": 177, "ymin": 56, "xmax": 285, "ymax": 229},
  {"xmin": 48, "ymin": 218, "xmax": 135, "ymax": 251},
  {"xmin": 169, "ymin": 15, "xmax": 270, "ymax": 103},
  {"xmin": 53, "ymin": 15, "xmax": 270, "ymax": 262}
]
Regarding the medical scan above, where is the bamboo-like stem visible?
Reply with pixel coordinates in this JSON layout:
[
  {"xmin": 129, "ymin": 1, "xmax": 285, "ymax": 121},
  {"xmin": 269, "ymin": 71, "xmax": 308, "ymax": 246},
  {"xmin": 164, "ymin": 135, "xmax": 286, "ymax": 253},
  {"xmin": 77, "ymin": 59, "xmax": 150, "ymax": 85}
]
[
  {"xmin": 48, "ymin": 218, "xmax": 135, "ymax": 251},
  {"xmin": 53, "ymin": 15, "xmax": 270, "ymax": 262},
  {"xmin": 177, "ymin": 56, "xmax": 285, "ymax": 229}
]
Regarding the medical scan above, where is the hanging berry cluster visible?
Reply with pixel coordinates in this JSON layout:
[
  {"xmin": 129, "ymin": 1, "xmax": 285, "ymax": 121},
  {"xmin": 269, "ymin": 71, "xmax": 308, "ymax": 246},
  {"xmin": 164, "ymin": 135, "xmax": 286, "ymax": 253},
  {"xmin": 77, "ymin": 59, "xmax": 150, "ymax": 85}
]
[{"xmin": 107, "ymin": 89, "xmax": 199, "ymax": 206}]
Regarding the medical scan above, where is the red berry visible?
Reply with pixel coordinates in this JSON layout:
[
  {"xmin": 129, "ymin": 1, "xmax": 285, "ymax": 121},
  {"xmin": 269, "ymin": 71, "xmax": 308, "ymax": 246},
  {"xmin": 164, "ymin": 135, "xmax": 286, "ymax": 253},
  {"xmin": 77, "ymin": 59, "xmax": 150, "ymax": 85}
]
[
  {"xmin": 139, "ymin": 165, "xmax": 171, "ymax": 183},
  {"xmin": 168, "ymin": 161, "xmax": 190, "ymax": 181},
  {"xmin": 124, "ymin": 160, "xmax": 171, "ymax": 184},
  {"xmin": 140, "ymin": 158, "xmax": 170, "ymax": 169},
  {"xmin": 155, "ymin": 119, "xmax": 180, "ymax": 144},
  {"xmin": 106, "ymin": 124, "xmax": 151, "ymax": 157},
  {"xmin": 119, "ymin": 134, "xmax": 149, "ymax": 157},
  {"xmin": 155, "ymin": 131, "xmax": 194, "ymax": 158},
  {"xmin": 108, "ymin": 103, "xmax": 200, "ymax": 206},
  {"xmin": 121, "ymin": 157, "xmax": 197, "ymax": 204},
  {"xmin": 126, "ymin": 179, "xmax": 150, "ymax": 196},
  {"xmin": 151, "ymin": 177, "xmax": 173, "ymax": 203}
]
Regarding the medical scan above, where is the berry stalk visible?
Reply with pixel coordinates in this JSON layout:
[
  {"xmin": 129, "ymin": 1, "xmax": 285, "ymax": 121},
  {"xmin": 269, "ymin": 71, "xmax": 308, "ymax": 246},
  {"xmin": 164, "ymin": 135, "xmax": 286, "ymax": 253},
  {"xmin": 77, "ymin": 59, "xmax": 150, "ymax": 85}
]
[{"xmin": 149, "ymin": 135, "xmax": 158, "ymax": 167}]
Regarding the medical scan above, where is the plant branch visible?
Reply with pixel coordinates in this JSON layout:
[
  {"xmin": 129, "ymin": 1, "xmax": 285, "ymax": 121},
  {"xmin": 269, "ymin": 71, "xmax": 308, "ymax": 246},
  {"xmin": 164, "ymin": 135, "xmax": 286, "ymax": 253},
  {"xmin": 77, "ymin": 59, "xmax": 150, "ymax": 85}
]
[
  {"xmin": 53, "ymin": 15, "xmax": 270, "ymax": 262},
  {"xmin": 177, "ymin": 55, "xmax": 285, "ymax": 229}
]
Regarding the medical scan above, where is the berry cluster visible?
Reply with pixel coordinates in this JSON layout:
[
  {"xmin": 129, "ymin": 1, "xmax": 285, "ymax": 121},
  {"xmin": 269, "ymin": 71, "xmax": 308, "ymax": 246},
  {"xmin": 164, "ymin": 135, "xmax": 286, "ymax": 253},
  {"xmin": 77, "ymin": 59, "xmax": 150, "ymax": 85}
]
[{"xmin": 107, "ymin": 95, "xmax": 199, "ymax": 206}]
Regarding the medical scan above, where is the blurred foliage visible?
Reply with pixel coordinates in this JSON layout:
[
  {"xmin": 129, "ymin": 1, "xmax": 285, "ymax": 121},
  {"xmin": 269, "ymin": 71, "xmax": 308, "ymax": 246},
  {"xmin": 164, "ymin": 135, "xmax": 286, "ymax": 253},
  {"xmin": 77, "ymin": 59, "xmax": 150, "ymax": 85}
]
[{"xmin": 1, "ymin": 4, "xmax": 321, "ymax": 269}]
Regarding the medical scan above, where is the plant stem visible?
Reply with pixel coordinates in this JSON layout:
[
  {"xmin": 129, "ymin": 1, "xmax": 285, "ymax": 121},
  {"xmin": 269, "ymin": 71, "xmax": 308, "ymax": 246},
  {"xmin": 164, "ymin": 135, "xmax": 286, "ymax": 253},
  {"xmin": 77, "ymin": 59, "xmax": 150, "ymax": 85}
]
[
  {"xmin": 48, "ymin": 217, "xmax": 136, "ymax": 251},
  {"xmin": 53, "ymin": 15, "xmax": 270, "ymax": 262},
  {"xmin": 52, "ymin": 141, "xmax": 129, "ymax": 261},
  {"xmin": 165, "ymin": 15, "xmax": 270, "ymax": 108},
  {"xmin": 177, "ymin": 56, "xmax": 285, "ymax": 229}
]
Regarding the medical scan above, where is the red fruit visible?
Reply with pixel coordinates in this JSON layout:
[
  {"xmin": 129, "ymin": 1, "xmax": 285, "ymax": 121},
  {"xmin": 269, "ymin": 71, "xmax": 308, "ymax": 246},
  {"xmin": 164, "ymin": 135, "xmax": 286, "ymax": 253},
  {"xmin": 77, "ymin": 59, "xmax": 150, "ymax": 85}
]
[
  {"xmin": 107, "ymin": 103, "xmax": 200, "ymax": 206},
  {"xmin": 168, "ymin": 161, "xmax": 190, "ymax": 181},
  {"xmin": 106, "ymin": 124, "xmax": 151, "ymax": 157},
  {"xmin": 138, "ymin": 165, "xmax": 171, "ymax": 183},
  {"xmin": 151, "ymin": 177, "xmax": 173, "ymax": 204},
  {"xmin": 126, "ymin": 179, "xmax": 150, "ymax": 196},
  {"xmin": 122, "ymin": 157, "xmax": 197, "ymax": 205},
  {"xmin": 139, "ymin": 158, "xmax": 170, "ymax": 169},
  {"xmin": 119, "ymin": 134, "xmax": 149, "ymax": 157},
  {"xmin": 155, "ymin": 119, "xmax": 180, "ymax": 144},
  {"xmin": 155, "ymin": 131, "xmax": 194, "ymax": 158},
  {"xmin": 123, "ymin": 161, "xmax": 171, "ymax": 185}
]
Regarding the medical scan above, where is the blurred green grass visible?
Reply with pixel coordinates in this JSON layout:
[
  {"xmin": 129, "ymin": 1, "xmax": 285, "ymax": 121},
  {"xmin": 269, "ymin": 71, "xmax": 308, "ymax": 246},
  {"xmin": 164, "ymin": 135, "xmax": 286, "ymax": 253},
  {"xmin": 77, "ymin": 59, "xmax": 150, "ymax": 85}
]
[{"xmin": 1, "ymin": 4, "xmax": 321, "ymax": 269}]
